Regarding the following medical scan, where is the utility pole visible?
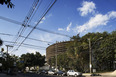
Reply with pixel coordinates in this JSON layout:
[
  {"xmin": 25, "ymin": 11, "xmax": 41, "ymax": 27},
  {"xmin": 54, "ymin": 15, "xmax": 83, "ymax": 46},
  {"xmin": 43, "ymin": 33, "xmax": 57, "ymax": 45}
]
[
  {"xmin": 5, "ymin": 45, "xmax": 13, "ymax": 73},
  {"xmin": 88, "ymin": 37, "xmax": 103, "ymax": 74},
  {"xmin": 55, "ymin": 41, "xmax": 57, "ymax": 71},
  {"xmin": 88, "ymin": 38, "xmax": 92, "ymax": 73},
  {"xmin": 6, "ymin": 45, "xmax": 13, "ymax": 59}
]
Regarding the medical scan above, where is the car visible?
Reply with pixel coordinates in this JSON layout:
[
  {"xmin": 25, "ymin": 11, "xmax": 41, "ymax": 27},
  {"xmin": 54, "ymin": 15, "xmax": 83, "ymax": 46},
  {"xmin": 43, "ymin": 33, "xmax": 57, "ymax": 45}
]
[
  {"xmin": 90, "ymin": 73, "xmax": 101, "ymax": 76},
  {"xmin": 40, "ymin": 70, "xmax": 47, "ymax": 74},
  {"xmin": 48, "ymin": 70, "xmax": 55, "ymax": 75},
  {"xmin": 67, "ymin": 70, "xmax": 82, "ymax": 77},
  {"xmin": 56, "ymin": 71, "xmax": 66, "ymax": 76}
]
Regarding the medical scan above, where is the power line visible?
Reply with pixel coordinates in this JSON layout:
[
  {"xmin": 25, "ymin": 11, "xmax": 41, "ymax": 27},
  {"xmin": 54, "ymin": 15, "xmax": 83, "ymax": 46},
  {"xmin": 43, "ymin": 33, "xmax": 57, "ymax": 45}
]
[
  {"xmin": 4, "ymin": 40, "xmax": 46, "ymax": 54},
  {"xmin": 16, "ymin": 0, "xmax": 57, "ymax": 50},
  {"xmin": 29, "ymin": 26, "xmax": 71, "ymax": 37},
  {"xmin": 0, "ymin": 16, "xmax": 71, "ymax": 37},
  {"xmin": 0, "ymin": 16, "xmax": 22, "ymax": 25},
  {"xmin": 20, "ymin": 35, "xmax": 53, "ymax": 44},
  {"xmin": 0, "ymin": 33, "xmax": 53, "ymax": 44},
  {"xmin": 4, "ymin": 40, "xmax": 46, "ymax": 48},
  {"xmin": 0, "ymin": 33, "xmax": 14, "ymax": 36},
  {"xmin": 12, "ymin": 0, "xmax": 40, "ymax": 48}
]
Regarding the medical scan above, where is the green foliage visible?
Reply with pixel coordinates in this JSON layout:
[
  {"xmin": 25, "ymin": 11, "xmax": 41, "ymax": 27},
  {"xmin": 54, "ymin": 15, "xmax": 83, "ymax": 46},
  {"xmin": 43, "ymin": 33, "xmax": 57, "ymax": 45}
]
[
  {"xmin": 0, "ymin": 39, "xmax": 3, "ymax": 46},
  {"xmin": 17, "ymin": 52, "xmax": 45, "ymax": 70},
  {"xmin": 51, "ymin": 31, "xmax": 116, "ymax": 72},
  {"xmin": 0, "ymin": 0, "xmax": 14, "ymax": 8}
]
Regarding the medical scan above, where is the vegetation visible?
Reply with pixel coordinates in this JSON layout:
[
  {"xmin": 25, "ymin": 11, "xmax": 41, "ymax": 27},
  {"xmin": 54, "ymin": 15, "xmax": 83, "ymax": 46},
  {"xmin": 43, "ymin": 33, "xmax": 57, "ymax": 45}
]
[
  {"xmin": 49, "ymin": 31, "xmax": 116, "ymax": 72},
  {"xmin": 0, "ymin": 51, "xmax": 45, "ymax": 72},
  {"xmin": 0, "ymin": 0, "xmax": 14, "ymax": 8},
  {"xmin": 17, "ymin": 52, "xmax": 45, "ymax": 71},
  {"xmin": 0, "ymin": 39, "xmax": 3, "ymax": 46}
]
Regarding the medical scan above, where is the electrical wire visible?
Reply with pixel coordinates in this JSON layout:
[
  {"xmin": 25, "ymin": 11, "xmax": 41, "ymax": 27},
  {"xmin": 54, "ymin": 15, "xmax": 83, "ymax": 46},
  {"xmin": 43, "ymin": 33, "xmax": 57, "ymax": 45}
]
[
  {"xmin": 16, "ymin": 0, "xmax": 57, "ymax": 50},
  {"xmin": 0, "ymin": 16, "xmax": 71, "ymax": 37},
  {"xmin": 12, "ymin": 0, "xmax": 40, "ymax": 47},
  {"xmin": 4, "ymin": 40, "xmax": 46, "ymax": 48},
  {"xmin": 0, "ymin": 32, "xmax": 54, "ymax": 44}
]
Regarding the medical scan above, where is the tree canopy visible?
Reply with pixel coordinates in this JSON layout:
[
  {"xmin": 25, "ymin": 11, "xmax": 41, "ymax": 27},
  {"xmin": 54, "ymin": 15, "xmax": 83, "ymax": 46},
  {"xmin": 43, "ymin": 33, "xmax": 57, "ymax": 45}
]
[
  {"xmin": 49, "ymin": 31, "xmax": 116, "ymax": 72},
  {"xmin": 0, "ymin": 0, "xmax": 14, "ymax": 8}
]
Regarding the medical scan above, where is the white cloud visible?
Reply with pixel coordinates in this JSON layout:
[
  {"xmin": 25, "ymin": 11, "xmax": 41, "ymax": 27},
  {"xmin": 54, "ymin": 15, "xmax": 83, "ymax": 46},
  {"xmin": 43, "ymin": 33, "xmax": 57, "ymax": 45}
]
[
  {"xmin": 66, "ymin": 22, "xmax": 72, "ymax": 31},
  {"xmin": 78, "ymin": 1, "xmax": 96, "ymax": 16},
  {"xmin": 74, "ymin": 11, "xmax": 116, "ymax": 33},
  {"xmin": 47, "ymin": 13, "xmax": 52, "ymax": 18},
  {"xmin": 58, "ymin": 28, "xmax": 64, "ymax": 31},
  {"xmin": 108, "ymin": 11, "xmax": 116, "ymax": 18},
  {"xmin": 42, "ymin": 17, "xmax": 46, "ymax": 20},
  {"xmin": 40, "ymin": 21, "xmax": 44, "ymax": 24},
  {"xmin": 26, "ymin": 48, "xmax": 37, "ymax": 54},
  {"xmin": 58, "ymin": 22, "xmax": 72, "ymax": 32},
  {"xmin": 39, "ymin": 33, "xmax": 69, "ymax": 44},
  {"xmin": 40, "ymin": 17, "xmax": 46, "ymax": 24}
]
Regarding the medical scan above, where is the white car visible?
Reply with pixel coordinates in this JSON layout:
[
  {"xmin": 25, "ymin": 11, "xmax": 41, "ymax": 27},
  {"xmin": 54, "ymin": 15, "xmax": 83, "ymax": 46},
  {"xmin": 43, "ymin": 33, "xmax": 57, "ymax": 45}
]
[
  {"xmin": 67, "ymin": 70, "xmax": 82, "ymax": 77},
  {"xmin": 48, "ymin": 70, "xmax": 55, "ymax": 75}
]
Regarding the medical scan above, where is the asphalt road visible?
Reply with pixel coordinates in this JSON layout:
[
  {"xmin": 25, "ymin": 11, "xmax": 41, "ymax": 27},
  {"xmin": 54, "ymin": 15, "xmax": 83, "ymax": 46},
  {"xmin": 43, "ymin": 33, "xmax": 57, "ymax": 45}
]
[{"xmin": 1, "ymin": 73, "xmax": 116, "ymax": 77}]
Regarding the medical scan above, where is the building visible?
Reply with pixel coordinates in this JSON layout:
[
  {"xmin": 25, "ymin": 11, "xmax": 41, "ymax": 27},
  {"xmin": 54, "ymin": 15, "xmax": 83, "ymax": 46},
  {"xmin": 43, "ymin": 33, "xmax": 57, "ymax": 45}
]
[{"xmin": 46, "ymin": 41, "xmax": 70, "ymax": 63}]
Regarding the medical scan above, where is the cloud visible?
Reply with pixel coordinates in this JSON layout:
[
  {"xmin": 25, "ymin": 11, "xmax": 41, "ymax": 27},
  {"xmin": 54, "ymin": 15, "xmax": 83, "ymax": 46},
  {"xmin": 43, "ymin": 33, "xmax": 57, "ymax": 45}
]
[
  {"xmin": 108, "ymin": 11, "xmax": 116, "ymax": 18},
  {"xmin": 58, "ymin": 28, "xmax": 64, "ymax": 31},
  {"xmin": 26, "ymin": 48, "xmax": 37, "ymax": 54},
  {"xmin": 58, "ymin": 22, "xmax": 72, "ymax": 32},
  {"xmin": 47, "ymin": 13, "xmax": 52, "ymax": 18},
  {"xmin": 40, "ymin": 17, "xmax": 46, "ymax": 24},
  {"xmin": 66, "ymin": 22, "xmax": 72, "ymax": 31},
  {"xmin": 78, "ymin": 1, "xmax": 96, "ymax": 16},
  {"xmin": 38, "ymin": 33, "xmax": 69, "ymax": 44},
  {"xmin": 74, "ymin": 11, "xmax": 116, "ymax": 33}
]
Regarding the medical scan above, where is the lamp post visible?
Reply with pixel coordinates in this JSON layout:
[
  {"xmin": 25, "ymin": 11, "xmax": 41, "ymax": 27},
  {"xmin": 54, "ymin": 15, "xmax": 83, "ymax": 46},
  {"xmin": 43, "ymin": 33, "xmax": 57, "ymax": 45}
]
[{"xmin": 88, "ymin": 37, "xmax": 103, "ymax": 73}]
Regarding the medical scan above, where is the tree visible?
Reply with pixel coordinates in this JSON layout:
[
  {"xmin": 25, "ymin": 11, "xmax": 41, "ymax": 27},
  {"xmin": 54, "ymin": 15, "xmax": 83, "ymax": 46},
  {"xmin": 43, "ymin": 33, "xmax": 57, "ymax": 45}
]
[
  {"xmin": 49, "ymin": 31, "xmax": 116, "ymax": 72},
  {"xmin": 0, "ymin": 39, "xmax": 3, "ymax": 46},
  {"xmin": 0, "ymin": 0, "xmax": 14, "ymax": 8},
  {"xmin": 17, "ymin": 52, "xmax": 45, "ymax": 71}
]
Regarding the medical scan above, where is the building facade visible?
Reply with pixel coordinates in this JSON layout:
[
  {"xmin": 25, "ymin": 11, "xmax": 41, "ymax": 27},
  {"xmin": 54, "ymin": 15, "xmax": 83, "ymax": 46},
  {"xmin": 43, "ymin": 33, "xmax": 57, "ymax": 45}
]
[{"xmin": 46, "ymin": 41, "xmax": 70, "ymax": 63}]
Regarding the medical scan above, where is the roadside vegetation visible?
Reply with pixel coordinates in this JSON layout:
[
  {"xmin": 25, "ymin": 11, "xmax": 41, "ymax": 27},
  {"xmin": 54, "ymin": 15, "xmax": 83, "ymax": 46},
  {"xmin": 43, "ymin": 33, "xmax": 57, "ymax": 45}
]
[{"xmin": 49, "ymin": 31, "xmax": 116, "ymax": 73}]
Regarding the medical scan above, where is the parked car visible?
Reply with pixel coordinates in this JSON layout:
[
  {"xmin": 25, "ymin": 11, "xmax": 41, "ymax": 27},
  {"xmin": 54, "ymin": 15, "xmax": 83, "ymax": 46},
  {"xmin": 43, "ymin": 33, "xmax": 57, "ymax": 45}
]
[
  {"xmin": 40, "ymin": 70, "xmax": 48, "ymax": 74},
  {"xmin": 56, "ymin": 71, "xmax": 66, "ymax": 76},
  {"xmin": 48, "ymin": 70, "xmax": 55, "ymax": 75},
  {"xmin": 67, "ymin": 70, "xmax": 82, "ymax": 77}
]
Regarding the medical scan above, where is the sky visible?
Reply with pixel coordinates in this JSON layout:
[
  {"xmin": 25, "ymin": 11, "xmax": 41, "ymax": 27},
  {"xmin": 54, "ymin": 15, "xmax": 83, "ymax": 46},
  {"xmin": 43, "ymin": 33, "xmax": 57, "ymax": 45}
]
[{"xmin": 0, "ymin": 0, "xmax": 116, "ymax": 56}]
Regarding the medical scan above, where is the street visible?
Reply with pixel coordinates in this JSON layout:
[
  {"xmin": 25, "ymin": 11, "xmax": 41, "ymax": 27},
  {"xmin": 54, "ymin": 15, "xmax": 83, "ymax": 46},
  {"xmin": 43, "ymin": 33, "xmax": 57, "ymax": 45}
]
[{"xmin": 0, "ymin": 73, "xmax": 116, "ymax": 77}]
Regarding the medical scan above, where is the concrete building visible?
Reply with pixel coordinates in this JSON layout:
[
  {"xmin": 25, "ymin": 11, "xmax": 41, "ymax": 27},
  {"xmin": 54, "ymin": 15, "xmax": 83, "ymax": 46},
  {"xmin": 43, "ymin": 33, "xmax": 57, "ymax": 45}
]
[{"xmin": 46, "ymin": 41, "xmax": 70, "ymax": 63}]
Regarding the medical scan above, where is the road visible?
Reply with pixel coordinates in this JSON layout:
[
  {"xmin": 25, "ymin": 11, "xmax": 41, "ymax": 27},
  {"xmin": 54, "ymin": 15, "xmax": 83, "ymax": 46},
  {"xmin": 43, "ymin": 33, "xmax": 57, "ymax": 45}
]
[{"xmin": 0, "ymin": 73, "xmax": 116, "ymax": 77}]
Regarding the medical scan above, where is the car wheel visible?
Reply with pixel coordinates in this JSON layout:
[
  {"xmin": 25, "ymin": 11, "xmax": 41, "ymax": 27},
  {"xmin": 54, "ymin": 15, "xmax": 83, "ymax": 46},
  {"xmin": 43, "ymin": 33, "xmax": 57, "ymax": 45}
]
[
  {"xmin": 75, "ymin": 74, "xmax": 77, "ymax": 77},
  {"xmin": 67, "ymin": 74, "xmax": 69, "ymax": 76},
  {"xmin": 62, "ymin": 74, "xmax": 64, "ymax": 76}
]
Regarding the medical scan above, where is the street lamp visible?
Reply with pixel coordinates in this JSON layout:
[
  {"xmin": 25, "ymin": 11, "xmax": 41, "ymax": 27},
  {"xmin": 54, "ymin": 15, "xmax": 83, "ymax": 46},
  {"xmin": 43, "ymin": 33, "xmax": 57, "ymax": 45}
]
[{"xmin": 88, "ymin": 37, "xmax": 103, "ymax": 73}]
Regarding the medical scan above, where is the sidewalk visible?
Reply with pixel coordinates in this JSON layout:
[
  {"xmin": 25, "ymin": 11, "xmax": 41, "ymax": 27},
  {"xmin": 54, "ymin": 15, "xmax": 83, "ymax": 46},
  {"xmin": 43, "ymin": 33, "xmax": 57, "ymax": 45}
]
[
  {"xmin": 0, "ymin": 73, "xmax": 27, "ymax": 77},
  {"xmin": 83, "ymin": 72, "xmax": 116, "ymax": 77}
]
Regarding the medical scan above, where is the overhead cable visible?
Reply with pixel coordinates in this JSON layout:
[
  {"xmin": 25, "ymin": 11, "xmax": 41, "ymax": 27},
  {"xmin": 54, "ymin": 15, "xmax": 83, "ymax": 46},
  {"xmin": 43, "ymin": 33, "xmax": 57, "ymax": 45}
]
[
  {"xmin": 16, "ymin": 0, "xmax": 57, "ymax": 50},
  {"xmin": 0, "ymin": 16, "xmax": 71, "ymax": 37}
]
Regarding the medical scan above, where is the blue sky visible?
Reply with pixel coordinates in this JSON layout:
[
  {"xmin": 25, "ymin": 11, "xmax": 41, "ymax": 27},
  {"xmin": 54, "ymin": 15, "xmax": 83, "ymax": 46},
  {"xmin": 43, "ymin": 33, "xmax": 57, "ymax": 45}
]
[{"xmin": 0, "ymin": 0, "xmax": 116, "ymax": 56}]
